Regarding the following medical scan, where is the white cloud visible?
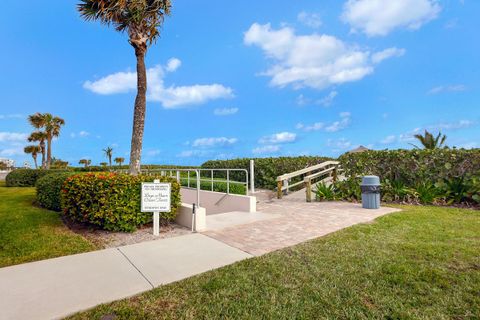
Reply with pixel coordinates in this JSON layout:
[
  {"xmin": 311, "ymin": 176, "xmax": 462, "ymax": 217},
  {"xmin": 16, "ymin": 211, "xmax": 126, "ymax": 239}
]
[
  {"xmin": 318, "ymin": 90, "xmax": 338, "ymax": 107},
  {"xmin": 145, "ymin": 149, "xmax": 161, "ymax": 157},
  {"xmin": 325, "ymin": 112, "xmax": 351, "ymax": 132},
  {"xmin": 298, "ymin": 112, "xmax": 352, "ymax": 133},
  {"xmin": 427, "ymin": 84, "xmax": 467, "ymax": 95},
  {"xmin": 327, "ymin": 138, "xmax": 352, "ymax": 152},
  {"xmin": 297, "ymin": 11, "xmax": 322, "ymax": 28},
  {"xmin": 177, "ymin": 150, "xmax": 212, "ymax": 158},
  {"xmin": 70, "ymin": 131, "xmax": 90, "ymax": 138},
  {"xmin": 295, "ymin": 94, "xmax": 310, "ymax": 106},
  {"xmin": 381, "ymin": 135, "xmax": 396, "ymax": 144},
  {"xmin": 372, "ymin": 48, "xmax": 406, "ymax": 64},
  {"xmin": 0, "ymin": 114, "xmax": 23, "ymax": 120},
  {"xmin": 166, "ymin": 58, "xmax": 181, "ymax": 72},
  {"xmin": 430, "ymin": 120, "xmax": 475, "ymax": 131},
  {"xmin": 192, "ymin": 137, "xmax": 238, "ymax": 148},
  {"xmin": 0, "ymin": 147, "xmax": 24, "ymax": 157},
  {"xmin": 342, "ymin": 0, "xmax": 441, "ymax": 36},
  {"xmin": 252, "ymin": 145, "xmax": 280, "ymax": 154},
  {"xmin": 244, "ymin": 23, "xmax": 403, "ymax": 90},
  {"xmin": 213, "ymin": 107, "xmax": 239, "ymax": 116},
  {"xmin": 259, "ymin": 132, "xmax": 297, "ymax": 144},
  {"xmin": 381, "ymin": 120, "xmax": 477, "ymax": 145},
  {"xmin": 0, "ymin": 132, "xmax": 28, "ymax": 142},
  {"xmin": 84, "ymin": 59, "xmax": 233, "ymax": 109}
]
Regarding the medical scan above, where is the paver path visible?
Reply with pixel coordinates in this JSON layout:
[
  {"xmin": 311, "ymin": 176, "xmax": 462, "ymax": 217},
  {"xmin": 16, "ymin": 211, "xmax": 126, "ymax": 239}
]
[{"xmin": 203, "ymin": 193, "xmax": 400, "ymax": 256}]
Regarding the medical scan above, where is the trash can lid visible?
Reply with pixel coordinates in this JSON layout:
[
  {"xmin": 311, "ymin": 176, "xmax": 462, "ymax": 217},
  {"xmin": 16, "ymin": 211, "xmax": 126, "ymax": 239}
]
[{"xmin": 361, "ymin": 175, "xmax": 380, "ymax": 186}]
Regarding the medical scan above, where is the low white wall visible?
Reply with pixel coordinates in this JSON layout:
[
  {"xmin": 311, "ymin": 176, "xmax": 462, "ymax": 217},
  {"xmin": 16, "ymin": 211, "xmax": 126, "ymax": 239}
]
[
  {"xmin": 180, "ymin": 188, "xmax": 256, "ymax": 215},
  {"xmin": 175, "ymin": 203, "xmax": 206, "ymax": 232}
]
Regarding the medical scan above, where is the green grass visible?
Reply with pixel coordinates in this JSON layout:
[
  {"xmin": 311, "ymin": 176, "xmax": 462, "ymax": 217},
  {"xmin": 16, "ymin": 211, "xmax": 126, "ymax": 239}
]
[
  {"xmin": 0, "ymin": 181, "xmax": 97, "ymax": 267},
  {"xmin": 69, "ymin": 205, "xmax": 480, "ymax": 319}
]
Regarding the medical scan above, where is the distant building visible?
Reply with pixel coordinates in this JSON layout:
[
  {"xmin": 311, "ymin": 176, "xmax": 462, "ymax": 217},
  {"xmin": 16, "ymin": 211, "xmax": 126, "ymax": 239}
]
[
  {"xmin": 348, "ymin": 145, "xmax": 370, "ymax": 154},
  {"xmin": 0, "ymin": 158, "xmax": 15, "ymax": 170}
]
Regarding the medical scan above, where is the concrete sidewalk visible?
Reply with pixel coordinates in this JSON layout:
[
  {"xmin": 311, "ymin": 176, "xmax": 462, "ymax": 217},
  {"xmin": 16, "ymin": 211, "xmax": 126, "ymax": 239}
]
[{"xmin": 0, "ymin": 234, "xmax": 251, "ymax": 320}]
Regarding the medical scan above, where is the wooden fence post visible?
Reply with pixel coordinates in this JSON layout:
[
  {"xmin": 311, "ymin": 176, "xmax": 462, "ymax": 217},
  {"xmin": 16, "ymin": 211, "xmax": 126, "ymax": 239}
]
[
  {"xmin": 277, "ymin": 180, "xmax": 283, "ymax": 199},
  {"xmin": 305, "ymin": 179, "xmax": 312, "ymax": 203},
  {"xmin": 332, "ymin": 166, "xmax": 338, "ymax": 183}
]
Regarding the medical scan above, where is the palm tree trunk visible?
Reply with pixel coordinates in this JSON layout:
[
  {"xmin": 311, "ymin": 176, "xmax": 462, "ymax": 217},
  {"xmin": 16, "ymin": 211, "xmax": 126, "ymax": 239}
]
[
  {"xmin": 129, "ymin": 48, "xmax": 147, "ymax": 175},
  {"xmin": 33, "ymin": 155, "xmax": 38, "ymax": 169},
  {"xmin": 46, "ymin": 136, "xmax": 52, "ymax": 169},
  {"xmin": 40, "ymin": 141, "xmax": 46, "ymax": 169}
]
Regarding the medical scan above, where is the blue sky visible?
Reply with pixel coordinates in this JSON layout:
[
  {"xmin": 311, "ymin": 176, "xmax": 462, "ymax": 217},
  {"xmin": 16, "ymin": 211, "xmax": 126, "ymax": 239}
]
[{"xmin": 1, "ymin": 0, "xmax": 479, "ymax": 166}]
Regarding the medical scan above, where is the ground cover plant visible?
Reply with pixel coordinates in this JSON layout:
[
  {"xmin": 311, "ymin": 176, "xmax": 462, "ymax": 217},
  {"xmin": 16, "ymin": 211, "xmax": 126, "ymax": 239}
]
[
  {"xmin": 62, "ymin": 173, "xmax": 181, "ymax": 232},
  {"xmin": 69, "ymin": 206, "xmax": 480, "ymax": 319},
  {"xmin": 0, "ymin": 181, "xmax": 96, "ymax": 267}
]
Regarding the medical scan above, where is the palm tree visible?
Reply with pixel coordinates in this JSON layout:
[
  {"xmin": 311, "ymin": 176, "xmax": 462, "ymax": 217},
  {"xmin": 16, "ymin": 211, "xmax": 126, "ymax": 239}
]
[
  {"xmin": 24, "ymin": 145, "xmax": 41, "ymax": 169},
  {"xmin": 411, "ymin": 130, "xmax": 447, "ymax": 150},
  {"xmin": 79, "ymin": 159, "xmax": 91, "ymax": 168},
  {"xmin": 28, "ymin": 113, "xmax": 65, "ymax": 169},
  {"xmin": 100, "ymin": 162, "xmax": 108, "ymax": 167},
  {"xmin": 114, "ymin": 157, "xmax": 125, "ymax": 167},
  {"xmin": 78, "ymin": 0, "xmax": 172, "ymax": 175},
  {"xmin": 27, "ymin": 131, "xmax": 48, "ymax": 168},
  {"xmin": 103, "ymin": 147, "xmax": 114, "ymax": 168}
]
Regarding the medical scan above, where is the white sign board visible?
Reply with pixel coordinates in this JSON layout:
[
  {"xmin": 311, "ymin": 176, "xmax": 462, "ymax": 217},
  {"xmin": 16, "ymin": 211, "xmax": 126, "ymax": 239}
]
[{"xmin": 141, "ymin": 182, "xmax": 171, "ymax": 213}]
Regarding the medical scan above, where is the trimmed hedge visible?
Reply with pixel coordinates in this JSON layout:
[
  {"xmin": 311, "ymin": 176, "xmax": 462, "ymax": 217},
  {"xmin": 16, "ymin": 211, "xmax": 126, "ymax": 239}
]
[
  {"xmin": 6, "ymin": 169, "xmax": 68, "ymax": 187},
  {"xmin": 36, "ymin": 172, "xmax": 76, "ymax": 211},
  {"xmin": 62, "ymin": 173, "xmax": 181, "ymax": 232},
  {"xmin": 339, "ymin": 148, "xmax": 480, "ymax": 185},
  {"xmin": 202, "ymin": 156, "xmax": 332, "ymax": 190},
  {"xmin": 181, "ymin": 179, "xmax": 246, "ymax": 195}
]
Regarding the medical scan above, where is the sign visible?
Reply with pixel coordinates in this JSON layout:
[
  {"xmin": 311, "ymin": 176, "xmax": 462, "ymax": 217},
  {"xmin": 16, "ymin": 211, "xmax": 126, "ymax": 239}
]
[{"xmin": 141, "ymin": 182, "xmax": 171, "ymax": 213}]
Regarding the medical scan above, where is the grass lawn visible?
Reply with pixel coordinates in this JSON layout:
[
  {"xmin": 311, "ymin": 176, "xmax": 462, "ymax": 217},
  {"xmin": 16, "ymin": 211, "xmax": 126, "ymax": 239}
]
[
  {"xmin": 0, "ymin": 181, "xmax": 97, "ymax": 267},
  {"xmin": 70, "ymin": 205, "xmax": 480, "ymax": 319}
]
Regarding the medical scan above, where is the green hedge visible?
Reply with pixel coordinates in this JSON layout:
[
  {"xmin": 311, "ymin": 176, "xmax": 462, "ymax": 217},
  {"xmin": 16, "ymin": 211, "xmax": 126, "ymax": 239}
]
[
  {"xmin": 181, "ymin": 179, "xmax": 246, "ymax": 195},
  {"xmin": 202, "ymin": 156, "xmax": 332, "ymax": 190},
  {"xmin": 339, "ymin": 149, "xmax": 480, "ymax": 185},
  {"xmin": 61, "ymin": 173, "xmax": 181, "ymax": 232},
  {"xmin": 335, "ymin": 149, "xmax": 480, "ymax": 205},
  {"xmin": 6, "ymin": 169, "xmax": 68, "ymax": 187},
  {"xmin": 36, "ymin": 172, "xmax": 76, "ymax": 211}
]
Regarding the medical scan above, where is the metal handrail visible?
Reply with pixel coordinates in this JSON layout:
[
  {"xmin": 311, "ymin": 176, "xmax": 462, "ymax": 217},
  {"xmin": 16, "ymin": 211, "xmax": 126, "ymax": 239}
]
[{"xmin": 140, "ymin": 168, "xmax": 249, "ymax": 196}]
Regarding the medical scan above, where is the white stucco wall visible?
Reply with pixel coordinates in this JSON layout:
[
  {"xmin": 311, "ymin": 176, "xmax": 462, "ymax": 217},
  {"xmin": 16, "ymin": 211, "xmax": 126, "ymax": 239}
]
[{"xmin": 180, "ymin": 188, "xmax": 256, "ymax": 215}]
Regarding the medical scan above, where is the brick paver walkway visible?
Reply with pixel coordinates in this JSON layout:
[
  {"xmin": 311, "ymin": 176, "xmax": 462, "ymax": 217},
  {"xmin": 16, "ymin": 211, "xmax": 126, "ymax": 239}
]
[{"xmin": 203, "ymin": 193, "xmax": 400, "ymax": 256}]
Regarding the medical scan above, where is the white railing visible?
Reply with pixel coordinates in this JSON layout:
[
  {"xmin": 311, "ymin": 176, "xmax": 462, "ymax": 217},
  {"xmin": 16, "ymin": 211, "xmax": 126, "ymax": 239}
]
[{"xmin": 276, "ymin": 161, "xmax": 340, "ymax": 202}]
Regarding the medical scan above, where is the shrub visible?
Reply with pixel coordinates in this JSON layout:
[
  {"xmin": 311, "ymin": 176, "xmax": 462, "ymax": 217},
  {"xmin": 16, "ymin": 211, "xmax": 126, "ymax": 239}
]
[
  {"xmin": 6, "ymin": 169, "xmax": 68, "ymax": 187},
  {"xmin": 414, "ymin": 182, "xmax": 440, "ymax": 205},
  {"xmin": 36, "ymin": 172, "xmax": 76, "ymax": 211},
  {"xmin": 339, "ymin": 148, "xmax": 480, "ymax": 186},
  {"xmin": 62, "ymin": 173, "xmax": 181, "ymax": 232},
  {"xmin": 202, "ymin": 156, "xmax": 332, "ymax": 190}
]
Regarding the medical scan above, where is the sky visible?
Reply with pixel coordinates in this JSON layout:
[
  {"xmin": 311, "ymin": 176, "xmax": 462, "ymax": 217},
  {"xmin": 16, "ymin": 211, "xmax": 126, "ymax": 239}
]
[{"xmin": 1, "ymin": 0, "xmax": 479, "ymax": 166}]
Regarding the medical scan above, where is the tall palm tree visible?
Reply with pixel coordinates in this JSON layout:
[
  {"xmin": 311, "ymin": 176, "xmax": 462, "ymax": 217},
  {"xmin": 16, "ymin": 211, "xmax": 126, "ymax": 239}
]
[
  {"xmin": 114, "ymin": 157, "xmax": 125, "ymax": 167},
  {"xmin": 103, "ymin": 147, "xmax": 114, "ymax": 168},
  {"xmin": 28, "ymin": 113, "xmax": 65, "ymax": 169},
  {"xmin": 411, "ymin": 130, "xmax": 447, "ymax": 150},
  {"xmin": 24, "ymin": 145, "xmax": 41, "ymax": 169},
  {"xmin": 27, "ymin": 131, "xmax": 48, "ymax": 168},
  {"xmin": 78, "ymin": 0, "xmax": 171, "ymax": 175}
]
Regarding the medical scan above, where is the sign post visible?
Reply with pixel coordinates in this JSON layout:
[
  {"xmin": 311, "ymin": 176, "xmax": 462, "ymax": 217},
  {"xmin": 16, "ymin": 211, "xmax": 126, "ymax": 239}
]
[{"xmin": 141, "ymin": 179, "xmax": 171, "ymax": 236}]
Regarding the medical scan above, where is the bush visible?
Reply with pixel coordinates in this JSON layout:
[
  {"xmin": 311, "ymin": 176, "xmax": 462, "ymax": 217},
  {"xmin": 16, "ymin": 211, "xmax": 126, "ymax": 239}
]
[
  {"xmin": 6, "ymin": 169, "xmax": 68, "ymax": 187},
  {"xmin": 62, "ymin": 173, "xmax": 181, "ymax": 232},
  {"xmin": 202, "ymin": 156, "xmax": 332, "ymax": 190},
  {"xmin": 339, "ymin": 149, "xmax": 480, "ymax": 186},
  {"xmin": 36, "ymin": 172, "xmax": 76, "ymax": 211}
]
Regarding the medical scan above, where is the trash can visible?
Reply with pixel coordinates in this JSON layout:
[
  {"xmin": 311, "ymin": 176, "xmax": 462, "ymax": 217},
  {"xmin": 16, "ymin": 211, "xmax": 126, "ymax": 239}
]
[{"xmin": 361, "ymin": 176, "xmax": 381, "ymax": 209}]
